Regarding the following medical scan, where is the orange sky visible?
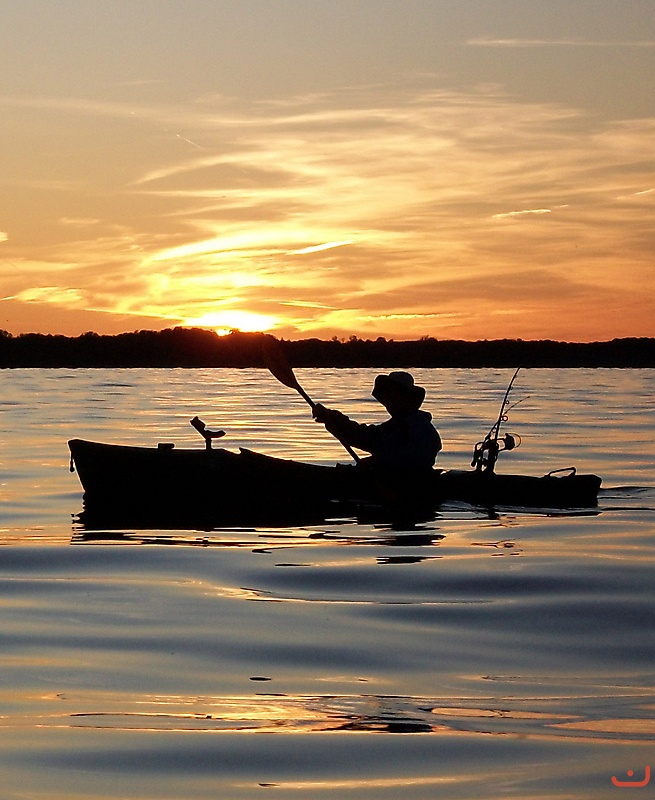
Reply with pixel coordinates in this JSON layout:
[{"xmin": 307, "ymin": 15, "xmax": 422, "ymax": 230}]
[{"xmin": 1, "ymin": 2, "xmax": 653, "ymax": 341}]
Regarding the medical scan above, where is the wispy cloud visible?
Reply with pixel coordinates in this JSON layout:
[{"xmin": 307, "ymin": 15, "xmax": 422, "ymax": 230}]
[
  {"xmin": 289, "ymin": 241, "xmax": 353, "ymax": 256},
  {"xmin": 2, "ymin": 83, "xmax": 654, "ymax": 339},
  {"xmin": 14, "ymin": 286, "xmax": 85, "ymax": 305},
  {"xmin": 59, "ymin": 217, "xmax": 101, "ymax": 226},
  {"xmin": 493, "ymin": 208, "xmax": 552, "ymax": 220},
  {"xmin": 468, "ymin": 38, "xmax": 655, "ymax": 48}
]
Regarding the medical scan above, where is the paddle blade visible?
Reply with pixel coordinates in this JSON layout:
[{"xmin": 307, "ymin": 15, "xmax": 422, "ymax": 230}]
[
  {"xmin": 261, "ymin": 335, "xmax": 301, "ymax": 391},
  {"xmin": 262, "ymin": 335, "xmax": 356, "ymax": 461}
]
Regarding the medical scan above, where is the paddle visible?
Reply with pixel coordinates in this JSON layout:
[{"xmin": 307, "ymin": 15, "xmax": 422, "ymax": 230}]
[{"xmin": 261, "ymin": 335, "xmax": 360, "ymax": 463}]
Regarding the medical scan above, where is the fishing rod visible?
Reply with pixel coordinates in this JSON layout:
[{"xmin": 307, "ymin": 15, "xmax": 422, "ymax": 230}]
[{"xmin": 471, "ymin": 367, "xmax": 522, "ymax": 473}]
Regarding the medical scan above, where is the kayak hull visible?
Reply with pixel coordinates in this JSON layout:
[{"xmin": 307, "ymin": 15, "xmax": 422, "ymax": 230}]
[{"xmin": 68, "ymin": 438, "xmax": 602, "ymax": 527}]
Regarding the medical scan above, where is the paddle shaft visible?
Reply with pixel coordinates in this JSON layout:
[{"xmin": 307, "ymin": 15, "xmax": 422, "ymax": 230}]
[
  {"xmin": 294, "ymin": 384, "xmax": 316, "ymax": 411},
  {"xmin": 262, "ymin": 336, "xmax": 360, "ymax": 463},
  {"xmin": 292, "ymin": 382, "xmax": 360, "ymax": 463}
]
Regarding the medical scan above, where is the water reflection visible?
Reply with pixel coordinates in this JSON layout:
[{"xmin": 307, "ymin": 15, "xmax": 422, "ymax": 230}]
[
  {"xmin": 11, "ymin": 690, "xmax": 651, "ymax": 741},
  {"xmin": 0, "ymin": 368, "xmax": 653, "ymax": 799}
]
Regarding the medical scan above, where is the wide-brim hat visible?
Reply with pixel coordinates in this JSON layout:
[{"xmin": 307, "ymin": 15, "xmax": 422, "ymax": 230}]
[{"xmin": 372, "ymin": 371, "xmax": 425, "ymax": 408}]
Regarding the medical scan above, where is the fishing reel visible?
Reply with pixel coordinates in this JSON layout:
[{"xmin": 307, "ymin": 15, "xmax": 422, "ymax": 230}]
[
  {"xmin": 471, "ymin": 432, "xmax": 521, "ymax": 472},
  {"xmin": 472, "ymin": 367, "xmax": 525, "ymax": 473}
]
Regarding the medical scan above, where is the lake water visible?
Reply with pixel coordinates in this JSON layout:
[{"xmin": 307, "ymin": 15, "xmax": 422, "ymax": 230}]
[{"xmin": 0, "ymin": 367, "xmax": 653, "ymax": 799}]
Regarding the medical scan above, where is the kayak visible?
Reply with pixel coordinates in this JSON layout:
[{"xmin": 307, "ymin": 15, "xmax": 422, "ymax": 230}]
[{"xmin": 68, "ymin": 438, "xmax": 602, "ymax": 526}]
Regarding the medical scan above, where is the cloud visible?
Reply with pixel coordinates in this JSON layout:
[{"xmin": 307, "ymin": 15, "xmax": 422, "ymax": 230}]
[
  {"xmin": 468, "ymin": 38, "xmax": 655, "ymax": 48},
  {"xmin": 289, "ymin": 241, "xmax": 353, "ymax": 255},
  {"xmin": 492, "ymin": 209, "xmax": 552, "ymax": 220},
  {"xmin": 2, "ymin": 83, "xmax": 654, "ymax": 339},
  {"xmin": 59, "ymin": 217, "xmax": 101, "ymax": 226},
  {"xmin": 15, "ymin": 286, "xmax": 85, "ymax": 305}
]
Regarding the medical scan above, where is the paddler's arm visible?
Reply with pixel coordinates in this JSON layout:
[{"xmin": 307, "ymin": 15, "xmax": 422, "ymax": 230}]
[{"xmin": 312, "ymin": 404, "xmax": 376, "ymax": 453}]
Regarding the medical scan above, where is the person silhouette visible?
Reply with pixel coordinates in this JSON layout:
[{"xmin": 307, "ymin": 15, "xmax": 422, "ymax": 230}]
[{"xmin": 312, "ymin": 371, "xmax": 441, "ymax": 470}]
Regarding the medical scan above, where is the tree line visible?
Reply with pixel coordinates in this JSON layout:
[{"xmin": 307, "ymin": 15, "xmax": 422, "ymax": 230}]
[{"xmin": 0, "ymin": 328, "xmax": 653, "ymax": 368}]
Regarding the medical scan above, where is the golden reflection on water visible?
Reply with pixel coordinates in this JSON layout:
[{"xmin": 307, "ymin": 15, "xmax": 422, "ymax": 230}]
[
  {"xmin": 1, "ymin": 688, "xmax": 652, "ymax": 741},
  {"xmin": 257, "ymin": 774, "xmax": 466, "ymax": 791},
  {"xmin": 0, "ymin": 369, "xmax": 652, "ymax": 799},
  {"xmin": 553, "ymin": 719, "xmax": 655, "ymax": 734}
]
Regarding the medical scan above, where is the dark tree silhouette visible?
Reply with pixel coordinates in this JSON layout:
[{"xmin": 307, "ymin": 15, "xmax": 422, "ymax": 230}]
[{"xmin": 0, "ymin": 328, "xmax": 653, "ymax": 368}]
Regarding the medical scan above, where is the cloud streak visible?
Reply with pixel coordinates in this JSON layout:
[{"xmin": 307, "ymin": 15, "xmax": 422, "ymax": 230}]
[
  {"xmin": 1, "ymin": 82, "xmax": 653, "ymax": 339},
  {"xmin": 468, "ymin": 38, "xmax": 655, "ymax": 48}
]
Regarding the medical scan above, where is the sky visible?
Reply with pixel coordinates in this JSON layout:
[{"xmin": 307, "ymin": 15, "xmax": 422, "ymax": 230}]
[{"xmin": 0, "ymin": 0, "xmax": 653, "ymax": 341}]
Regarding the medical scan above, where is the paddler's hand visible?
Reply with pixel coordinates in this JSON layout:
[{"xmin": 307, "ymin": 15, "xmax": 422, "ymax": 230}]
[{"xmin": 312, "ymin": 403, "xmax": 330, "ymax": 423}]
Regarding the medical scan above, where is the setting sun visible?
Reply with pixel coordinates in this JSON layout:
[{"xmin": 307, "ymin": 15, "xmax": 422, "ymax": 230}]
[
  {"xmin": 0, "ymin": 3, "xmax": 652, "ymax": 342},
  {"xmin": 184, "ymin": 310, "xmax": 280, "ymax": 336}
]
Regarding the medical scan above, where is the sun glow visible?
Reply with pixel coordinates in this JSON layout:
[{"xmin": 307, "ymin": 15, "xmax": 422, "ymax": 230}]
[
  {"xmin": 2, "ymin": 75, "xmax": 654, "ymax": 340},
  {"xmin": 183, "ymin": 310, "xmax": 280, "ymax": 335}
]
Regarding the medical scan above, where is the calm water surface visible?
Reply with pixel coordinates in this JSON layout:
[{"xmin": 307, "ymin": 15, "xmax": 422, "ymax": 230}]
[{"xmin": 0, "ymin": 367, "xmax": 653, "ymax": 799}]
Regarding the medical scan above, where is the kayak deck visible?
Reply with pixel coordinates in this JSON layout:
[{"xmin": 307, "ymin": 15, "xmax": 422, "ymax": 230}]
[{"xmin": 68, "ymin": 439, "xmax": 602, "ymax": 527}]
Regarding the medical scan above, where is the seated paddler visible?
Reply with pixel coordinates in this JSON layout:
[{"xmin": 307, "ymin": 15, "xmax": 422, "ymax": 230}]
[{"xmin": 312, "ymin": 371, "xmax": 442, "ymax": 471}]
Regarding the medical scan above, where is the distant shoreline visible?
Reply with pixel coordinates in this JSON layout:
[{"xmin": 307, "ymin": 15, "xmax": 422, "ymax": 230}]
[{"xmin": 0, "ymin": 328, "xmax": 653, "ymax": 368}]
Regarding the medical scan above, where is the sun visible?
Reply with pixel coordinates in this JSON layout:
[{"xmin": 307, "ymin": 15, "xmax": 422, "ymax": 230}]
[{"xmin": 183, "ymin": 310, "xmax": 280, "ymax": 336}]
